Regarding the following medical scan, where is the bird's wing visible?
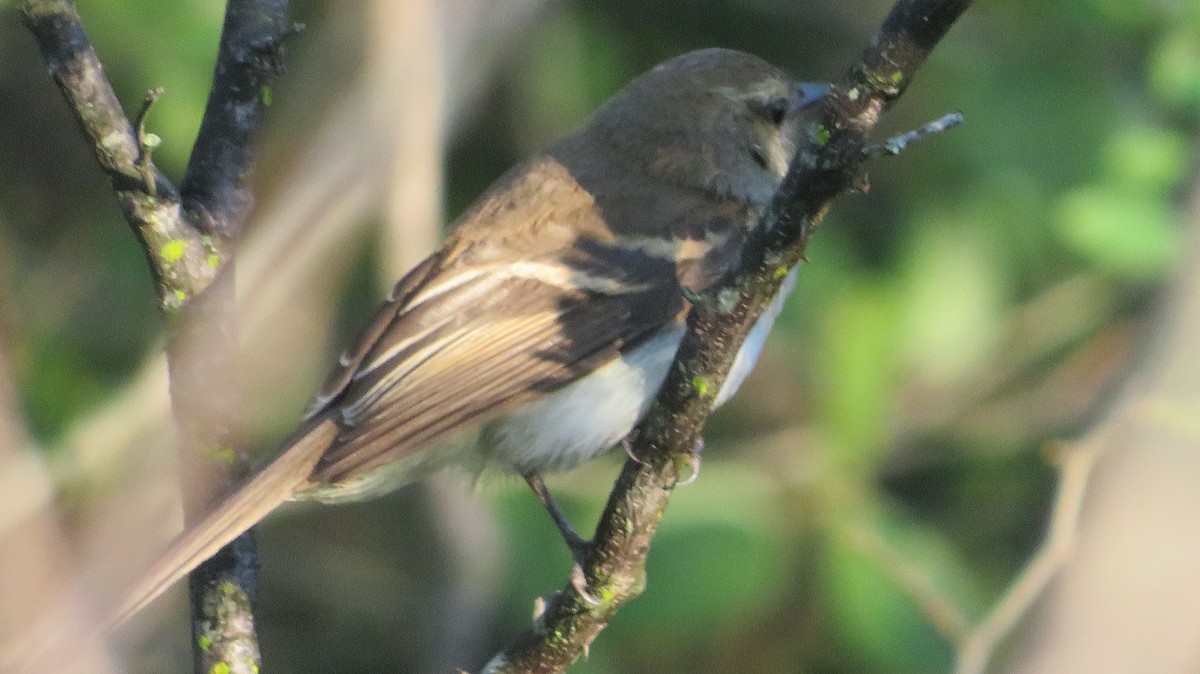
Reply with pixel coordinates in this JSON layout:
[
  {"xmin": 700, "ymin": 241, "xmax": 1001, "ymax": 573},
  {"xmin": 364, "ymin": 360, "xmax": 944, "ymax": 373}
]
[
  {"xmin": 310, "ymin": 240, "xmax": 685, "ymax": 484},
  {"xmin": 301, "ymin": 152, "xmax": 757, "ymax": 486}
]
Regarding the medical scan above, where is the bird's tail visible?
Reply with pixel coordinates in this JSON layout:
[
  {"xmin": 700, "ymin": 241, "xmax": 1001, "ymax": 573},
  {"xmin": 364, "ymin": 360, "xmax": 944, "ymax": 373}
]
[{"xmin": 103, "ymin": 418, "xmax": 340, "ymax": 630}]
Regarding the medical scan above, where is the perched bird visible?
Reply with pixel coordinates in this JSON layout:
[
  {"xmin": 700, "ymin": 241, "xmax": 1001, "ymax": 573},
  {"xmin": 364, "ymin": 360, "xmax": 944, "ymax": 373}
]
[{"xmin": 112, "ymin": 47, "xmax": 826, "ymax": 625}]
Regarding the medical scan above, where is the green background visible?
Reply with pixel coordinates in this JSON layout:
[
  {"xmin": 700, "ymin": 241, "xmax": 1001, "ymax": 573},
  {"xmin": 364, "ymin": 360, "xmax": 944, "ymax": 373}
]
[{"xmin": 1, "ymin": 0, "xmax": 1196, "ymax": 672}]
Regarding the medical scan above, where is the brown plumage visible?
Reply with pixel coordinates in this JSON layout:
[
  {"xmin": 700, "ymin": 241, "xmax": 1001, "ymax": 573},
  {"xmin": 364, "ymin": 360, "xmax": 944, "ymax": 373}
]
[{"xmin": 105, "ymin": 47, "xmax": 822, "ymax": 631}]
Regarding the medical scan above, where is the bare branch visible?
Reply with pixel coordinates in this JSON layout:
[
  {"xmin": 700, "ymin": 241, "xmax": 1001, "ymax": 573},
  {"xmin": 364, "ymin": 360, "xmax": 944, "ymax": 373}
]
[
  {"xmin": 168, "ymin": 3, "xmax": 292, "ymax": 674},
  {"xmin": 19, "ymin": 0, "xmax": 217, "ymax": 313},
  {"xmin": 863, "ymin": 111, "xmax": 963, "ymax": 158},
  {"xmin": 847, "ymin": 436, "xmax": 1103, "ymax": 674},
  {"xmin": 483, "ymin": 0, "xmax": 975, "ymax": 671},
  {"xmin": 1001, "ymin": 145, "xmax": 1200, "ymax": 672},
  {"xmin": 20, "ymin": 2, "xmax": 291, "ymax": 672},
  {"xmin": 181, "ymin": 0, "xmax": 294, "ymax": 241},
  {"xmin": 846, "ymin": 525, "xmax": 971, "ymax": 646},
  {"xmin": 133, "ymin": 87, "xmax": 165, "ymax": 196},
  {"xmin": 954, "ymin": 439, "xmax": 1103, "ymax": 674}
]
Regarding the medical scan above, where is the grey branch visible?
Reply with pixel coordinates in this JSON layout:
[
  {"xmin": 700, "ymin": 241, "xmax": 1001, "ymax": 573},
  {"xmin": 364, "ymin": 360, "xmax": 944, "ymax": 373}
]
[
  {"xmin": 19, "ymin": 2, "xmax": 291, "ymax": 673},
  {"xmin": 864, "ymin": 111, "xmax": 964, "ymax": 158},
  {"xmin": 19, "ymin": 0, "xmax": 215, "ymax": 313},
  {"xmin": 169, "ymin": 3, "xmax": 292, "ymax": 674},
  {"xmin": 181, "ymin": 0, "xmax": 294, "ymax": 240},
  {"xmin": 955, "ymin": 439, "xmax": 1102, "ymax": 674}
]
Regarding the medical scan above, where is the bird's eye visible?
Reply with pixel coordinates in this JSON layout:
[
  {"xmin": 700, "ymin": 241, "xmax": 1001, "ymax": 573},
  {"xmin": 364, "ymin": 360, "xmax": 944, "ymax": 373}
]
[{"xmin": 751, "ymin": 97, "xmax": 789, "ymax": 125}]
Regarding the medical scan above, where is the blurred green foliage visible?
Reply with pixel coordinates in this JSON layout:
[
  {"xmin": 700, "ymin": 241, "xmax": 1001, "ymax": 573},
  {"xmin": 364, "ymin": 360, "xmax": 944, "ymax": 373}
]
[{"xmin": 1, "ymin": 0, "xmax": 1196, "ymax": 672}]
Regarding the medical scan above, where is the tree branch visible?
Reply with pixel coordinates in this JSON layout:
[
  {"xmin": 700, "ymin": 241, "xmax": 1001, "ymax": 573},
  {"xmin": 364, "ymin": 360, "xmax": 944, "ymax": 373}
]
[
  {"xmin": 19, "ymin": 0, "xmax": 218, "ymax": 314},
  {"xmin": 181, "ymin": 0, "xmax": 292, "ymax": 240},
  {"xmin": 20, "ymin": 2, "xmax": 290, "ymax": 673},
  {"xmin": 483, "ymin": 1, "xmax": 974, "ymax": 671},
  {"xmin": 165, "ymin": 3, "xmax": 291, "ymax": 674},
  {"xmin": 843, "ymin": 436, "xmax": 1103, "ymax": 674},
  {"xmin": 954, "ymin": 438, "xmax": 1102, "ymax": 674}
]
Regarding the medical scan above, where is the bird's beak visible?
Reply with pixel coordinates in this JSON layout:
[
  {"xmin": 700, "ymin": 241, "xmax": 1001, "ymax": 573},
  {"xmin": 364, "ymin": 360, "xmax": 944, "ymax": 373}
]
[{"xmin": 787, "ymin": 82, "xmax": 830, "ymax": 113}]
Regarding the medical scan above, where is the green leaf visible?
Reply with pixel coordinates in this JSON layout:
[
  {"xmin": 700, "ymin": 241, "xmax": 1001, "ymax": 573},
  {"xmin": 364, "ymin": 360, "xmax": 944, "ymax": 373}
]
[
  {"xmin": 1149, "ymin": 26, "xmax": 1200, "ymax": 117},
  {"xmin": 1056, "ymin": 186, "xmax": 1180, "ymax": 280},
  {"xmin": 1105, "ymin": 126, "xmax": 1190, "ymax": 193},
  {"xmin": 1075, "ymin": 0, "xmax": 1159, "ymax": 30},
  {"xmin": 898, "ymin": 221, "xmax": 1003, "ymax": 387}
]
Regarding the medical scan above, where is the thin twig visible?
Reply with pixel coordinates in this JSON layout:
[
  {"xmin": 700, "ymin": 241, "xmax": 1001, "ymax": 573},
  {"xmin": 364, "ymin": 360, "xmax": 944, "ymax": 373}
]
[
  {"xmin": 863, "ymin": 111, "xmax": 964, "ymax": 158},
  {"xmin": 846, "ymin": 525, "xmax": 971, "ymax": 645},
  {"xmin": 133, "ymin": 87, "xmax": 164, "ymax": 196},
  {"xmin": 844, "ymin": 435, "xmax": 1104, "ymax": 674},
  {"xmin": 954, "ymin": 437, "xmax": 1105, "ymax": 674}
]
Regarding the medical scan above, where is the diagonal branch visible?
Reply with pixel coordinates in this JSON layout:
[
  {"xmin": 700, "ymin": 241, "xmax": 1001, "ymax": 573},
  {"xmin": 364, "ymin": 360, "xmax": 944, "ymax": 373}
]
[
  {"xmin": 483, "ymin": 0, "xmax": 974, "ymax": 671},
  {"xmin": 954, "ymin": 438, "xmax": 1103, "ymax": 674},
  {"xmin": 19, "ymin": 0, "xmax": 217, "ymax": 314}
]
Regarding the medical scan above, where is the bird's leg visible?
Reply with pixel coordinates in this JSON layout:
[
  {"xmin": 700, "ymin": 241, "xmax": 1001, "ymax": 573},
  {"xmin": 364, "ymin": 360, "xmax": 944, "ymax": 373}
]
[
  {"xmin": 523, "ymin": 473, "xmax": 601, "ymax": 604},
  {"xmin": 523, "ymin": 473, "xmax": 591, "ymax": 565}
]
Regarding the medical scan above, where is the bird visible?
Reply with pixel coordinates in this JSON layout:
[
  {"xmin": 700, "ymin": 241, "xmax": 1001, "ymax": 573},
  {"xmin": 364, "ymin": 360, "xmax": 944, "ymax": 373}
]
[{"xmin": 109, "ymin": 47, "xmax": 826, "ymax": 627}]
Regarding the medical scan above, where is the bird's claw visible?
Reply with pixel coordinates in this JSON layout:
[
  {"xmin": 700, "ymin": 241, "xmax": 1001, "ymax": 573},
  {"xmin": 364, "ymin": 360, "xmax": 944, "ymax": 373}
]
[
  {"xmin": 675, "ymin": 436, "xmax": 704, "ymax": 486},
  {"xmin": 622, "ymin": 437, "xmax": 647, "ymax": 466},
  {"xmin": 571, "ymin": 563, "xmax": 602, "ymax": 606}
]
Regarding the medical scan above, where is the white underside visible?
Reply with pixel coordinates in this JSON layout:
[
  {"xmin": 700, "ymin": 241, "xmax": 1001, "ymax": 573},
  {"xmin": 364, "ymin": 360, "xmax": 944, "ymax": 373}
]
[{"xmin": 481, "ymin": 268, "xmax": 798, "ymax": 474}]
